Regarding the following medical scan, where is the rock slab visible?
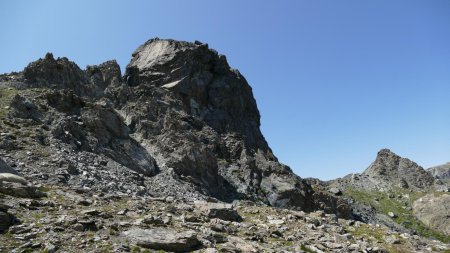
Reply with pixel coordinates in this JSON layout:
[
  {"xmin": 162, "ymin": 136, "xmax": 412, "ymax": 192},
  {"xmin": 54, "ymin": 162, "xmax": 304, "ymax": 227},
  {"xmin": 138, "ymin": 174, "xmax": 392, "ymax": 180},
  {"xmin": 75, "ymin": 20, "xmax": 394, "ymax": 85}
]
[{"xmin": 123, "ymin": 227, "xmax": 200, "ymax": 252}]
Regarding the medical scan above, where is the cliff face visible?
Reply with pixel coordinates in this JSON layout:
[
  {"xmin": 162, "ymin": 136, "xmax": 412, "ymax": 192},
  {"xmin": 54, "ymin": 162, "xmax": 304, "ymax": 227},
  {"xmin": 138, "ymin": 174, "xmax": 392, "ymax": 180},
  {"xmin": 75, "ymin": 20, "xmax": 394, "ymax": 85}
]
[{"xmin": 0, "ymin": 38, "xmax": 350, "ymax": 213}]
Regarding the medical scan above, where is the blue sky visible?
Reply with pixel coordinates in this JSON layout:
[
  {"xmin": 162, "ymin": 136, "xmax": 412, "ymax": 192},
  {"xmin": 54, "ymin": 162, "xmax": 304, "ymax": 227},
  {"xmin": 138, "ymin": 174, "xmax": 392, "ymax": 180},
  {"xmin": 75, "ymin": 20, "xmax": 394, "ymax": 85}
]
[{"xmin": 1, "ymin": 0, "xmax": 449, "ymax": 180}]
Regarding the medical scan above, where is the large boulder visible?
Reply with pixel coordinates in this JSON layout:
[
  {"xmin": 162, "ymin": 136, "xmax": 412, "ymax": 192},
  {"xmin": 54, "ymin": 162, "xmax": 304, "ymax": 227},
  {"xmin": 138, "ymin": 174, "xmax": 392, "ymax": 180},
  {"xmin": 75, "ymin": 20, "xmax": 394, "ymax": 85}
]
[{"xmin": 122, "ymin": 227, "xmax": 200, "ymax": 252}]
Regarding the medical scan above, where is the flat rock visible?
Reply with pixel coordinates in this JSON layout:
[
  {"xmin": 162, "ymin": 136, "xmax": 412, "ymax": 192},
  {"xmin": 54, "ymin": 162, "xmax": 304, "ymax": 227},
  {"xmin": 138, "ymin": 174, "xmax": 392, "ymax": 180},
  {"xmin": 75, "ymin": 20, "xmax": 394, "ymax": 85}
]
[{"xmin": 122, "ymin": 227, "xmax": 200, "ymax": 252}]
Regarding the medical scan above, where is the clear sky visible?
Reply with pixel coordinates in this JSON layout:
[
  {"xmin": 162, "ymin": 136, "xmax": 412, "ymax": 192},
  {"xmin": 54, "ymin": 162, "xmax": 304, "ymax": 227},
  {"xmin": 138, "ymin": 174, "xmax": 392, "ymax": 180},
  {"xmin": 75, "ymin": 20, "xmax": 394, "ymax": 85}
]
[{"xmin": 1, "ymin": 1, "xmax": 449, "ymax": 180}]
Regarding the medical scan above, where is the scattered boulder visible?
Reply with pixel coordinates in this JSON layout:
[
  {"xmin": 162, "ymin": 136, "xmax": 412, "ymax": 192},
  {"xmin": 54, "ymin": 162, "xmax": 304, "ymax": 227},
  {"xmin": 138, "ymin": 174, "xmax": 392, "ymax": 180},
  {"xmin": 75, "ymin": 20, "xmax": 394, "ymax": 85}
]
[{"xmin": 388, "ymin": 212, "xmax": 397, "ymax": 218}]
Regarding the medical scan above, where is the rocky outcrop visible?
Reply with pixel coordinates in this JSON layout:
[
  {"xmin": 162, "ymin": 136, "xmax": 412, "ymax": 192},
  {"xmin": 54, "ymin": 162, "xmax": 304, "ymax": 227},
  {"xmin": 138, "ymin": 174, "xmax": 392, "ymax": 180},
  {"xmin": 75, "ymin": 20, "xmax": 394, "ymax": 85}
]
[{"xmin": 413, "ymin": 193, "xmax": 450, "ymax": 236}]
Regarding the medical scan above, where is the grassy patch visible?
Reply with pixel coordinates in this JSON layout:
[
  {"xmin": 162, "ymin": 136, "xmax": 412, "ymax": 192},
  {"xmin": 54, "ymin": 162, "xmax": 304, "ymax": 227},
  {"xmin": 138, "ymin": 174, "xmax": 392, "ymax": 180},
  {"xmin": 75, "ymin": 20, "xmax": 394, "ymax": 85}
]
[{"xmin": 350, "ymin": 223, "xmax": 386, "ymax": 242}]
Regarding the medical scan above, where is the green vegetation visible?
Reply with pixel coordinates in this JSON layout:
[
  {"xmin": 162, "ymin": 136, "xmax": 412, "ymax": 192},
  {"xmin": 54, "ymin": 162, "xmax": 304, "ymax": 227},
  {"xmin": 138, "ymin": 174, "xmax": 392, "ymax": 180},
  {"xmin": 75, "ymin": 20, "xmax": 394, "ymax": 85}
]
[
  {"xmin": 350, "ymin": 223, "xmax": 386, "ymax": 242},
  {"xmin": 345, "ymin": 187, "xmax": 450, "ymax": 243},
  {"xmin": 0, "ymin": 87, "xmax": 17, "ymax": 118}
]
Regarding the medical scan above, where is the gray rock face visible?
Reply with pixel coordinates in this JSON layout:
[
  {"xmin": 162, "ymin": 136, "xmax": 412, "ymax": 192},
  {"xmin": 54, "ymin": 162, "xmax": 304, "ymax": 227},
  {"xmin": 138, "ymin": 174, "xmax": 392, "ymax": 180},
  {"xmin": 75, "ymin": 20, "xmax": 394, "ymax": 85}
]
[
  {"xmin": 122, "ymin": 227, "xmax": 200, "ymax": 252},
  {"xmin": 362, "ymin": 149, "xmax": 435, "ymax": 190},
  {"xmin": 413, "ymin": 193, "xmax": 450, "ymax": 235}
]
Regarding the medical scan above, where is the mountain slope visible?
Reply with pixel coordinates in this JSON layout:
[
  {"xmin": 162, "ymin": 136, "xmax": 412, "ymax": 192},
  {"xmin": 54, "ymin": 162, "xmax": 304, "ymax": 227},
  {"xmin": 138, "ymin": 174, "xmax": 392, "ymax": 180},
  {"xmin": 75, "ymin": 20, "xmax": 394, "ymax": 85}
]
[{"xmin": 0, "ymin": 38, "xmax": 448, "ymax": 252}]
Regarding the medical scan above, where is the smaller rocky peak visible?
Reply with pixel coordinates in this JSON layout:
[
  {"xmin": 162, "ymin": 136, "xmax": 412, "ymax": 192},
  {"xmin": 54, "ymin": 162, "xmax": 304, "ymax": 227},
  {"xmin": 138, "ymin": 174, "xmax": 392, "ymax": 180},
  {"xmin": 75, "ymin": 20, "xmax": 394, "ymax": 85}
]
[
  {"xmin": 23, "ymin": 52, "xmax": 88, "ymax": 92},
  {"xmin": 363, "ymin": 149, "xmax": 434, "ymax": 189}
]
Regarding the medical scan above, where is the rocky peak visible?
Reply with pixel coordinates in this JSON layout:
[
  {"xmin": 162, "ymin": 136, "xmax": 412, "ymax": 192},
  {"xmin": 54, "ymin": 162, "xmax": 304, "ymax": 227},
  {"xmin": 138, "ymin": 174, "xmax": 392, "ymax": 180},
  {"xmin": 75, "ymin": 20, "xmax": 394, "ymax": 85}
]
[
  {"xmin": 124, "ymin": 38, "xmax": 267, "ymax": 153},
  {"xmin": 363, "ymin": 149, "xmax": 434, "ymax": 189}
]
